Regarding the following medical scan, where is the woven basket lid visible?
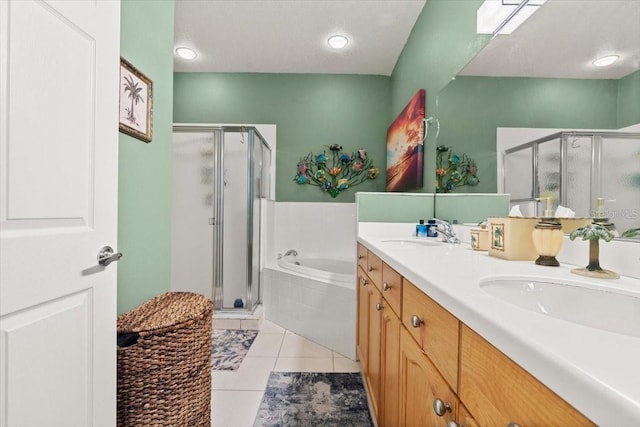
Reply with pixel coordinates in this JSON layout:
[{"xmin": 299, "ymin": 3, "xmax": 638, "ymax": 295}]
[{"xmin": 117, "ymin": 291, "xmax": 213, "ymax": 335}]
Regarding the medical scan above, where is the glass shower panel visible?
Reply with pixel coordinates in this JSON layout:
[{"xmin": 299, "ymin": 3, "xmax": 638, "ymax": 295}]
[
  {"xmin": 171, "ymin": 132, "xmax": 214, "ymax": 298},
  {"xmin": 565, "ymin": 135, "xmax": 593, "ymax": 218},
  {"xmin": 536, "ymin": 138, "xmax": 560, "ymax": 214},
  {"xmin": 504, "ymin": 146, "xmax": 533, "ymax": 207},
  {"xmin": 249, "ymin": 131, "xmax": 262, "ymax": 310},
  {"xmin": 600, "ymin": 136, "xmax": 640, "ymax": 236},
  {"xmin": 221, "ymin": 131, "xmax": 249, "ymax": 309}
]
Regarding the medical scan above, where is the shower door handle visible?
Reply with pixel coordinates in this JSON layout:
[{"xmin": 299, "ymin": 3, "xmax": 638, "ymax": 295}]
[{"xmin": 209, "ymin": 217, "xmax": 215, "ymax": 225}]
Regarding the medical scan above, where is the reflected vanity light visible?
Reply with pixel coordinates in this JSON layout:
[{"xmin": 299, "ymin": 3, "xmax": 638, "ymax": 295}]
[
  {"xmin": 592, "ymin": 55, "xmax": 620, "ymax": 67},
  {"xmin": 477, "ymin": 0, "xmax": 546, "ymax": 35},
  {"xmin": 327, "ymin": 35, "xmax": 349, "ymax": 49},
  {"xmin": 176, "ymin": 47, "xmax": 198, "ymax": 60}
]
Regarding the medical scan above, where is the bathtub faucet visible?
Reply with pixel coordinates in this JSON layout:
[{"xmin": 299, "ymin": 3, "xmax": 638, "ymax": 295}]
[
  {"xmin": 283, "ymin": 249, "xmax": 298, "ymax": 257},
  {"xmin": 432, "ymin": 219, "xmax": 460, "ymax": 244}
]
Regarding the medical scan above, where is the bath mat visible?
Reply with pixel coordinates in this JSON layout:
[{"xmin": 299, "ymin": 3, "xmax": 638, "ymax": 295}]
[
  {"xmin": 211, "ymin": 329, "xmax": 259, "ymax": 371},
  {"xmin": 253, "ymin": 372, "xmax": 373, "ymax": 427}
]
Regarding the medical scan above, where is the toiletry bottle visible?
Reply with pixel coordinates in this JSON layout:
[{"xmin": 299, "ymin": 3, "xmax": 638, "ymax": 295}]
[
  {"xmin": 592, "ymin": 198, "xmax": 618, "ymax": 237},
  {"xmin": 416, "ymin": 219, "xmax": 427, "ymax": 237},
  {"xmin": 427, "ymin": 219, "xmax": 438, "ymax": 237}
]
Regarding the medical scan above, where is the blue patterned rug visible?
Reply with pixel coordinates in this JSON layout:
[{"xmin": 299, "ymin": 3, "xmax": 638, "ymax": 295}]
[
  {"xmin": 253, "ymin": 372, "xmax": 373, "ymax": 427},
  {"xmin": 211, "ymin": 329, "xmax": 259, "ymax": 371}
]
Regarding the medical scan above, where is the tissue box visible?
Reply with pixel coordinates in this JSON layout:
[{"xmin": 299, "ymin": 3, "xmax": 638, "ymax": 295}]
[{"xmin": 487, "ymin": 217, "xmax": 539, "ymax": 260}]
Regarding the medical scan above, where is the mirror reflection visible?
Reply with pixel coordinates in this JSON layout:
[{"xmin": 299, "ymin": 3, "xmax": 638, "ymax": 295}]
[{"xmin": 435, "ymin": 0, "xmax": 640, "ymax": 240}]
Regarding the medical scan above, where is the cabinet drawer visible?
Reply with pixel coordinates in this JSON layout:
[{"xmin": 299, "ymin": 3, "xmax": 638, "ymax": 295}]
[
  {"xmin": 357, "ymin": 243, "xmax": 368, "ymax": 271},
  {"xmin": 402, "ymin": 279, "xmax": 459, "ymax": 391},
  {"xmin": 366, "ymin": 250, "xmax": 383, "ymax": 290},
  {"xmin": 460, "ymin": 324, "xmax": 595, "ymax": 426},
  {"xmin": 381, "ymin": 263, "xmax": 402, "ymax": 317}
]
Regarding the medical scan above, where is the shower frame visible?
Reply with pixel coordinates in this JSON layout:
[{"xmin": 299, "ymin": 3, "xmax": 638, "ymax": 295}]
[{"xmin": 173, "ymin": 124, "xmax": 272, "ymax": 314}]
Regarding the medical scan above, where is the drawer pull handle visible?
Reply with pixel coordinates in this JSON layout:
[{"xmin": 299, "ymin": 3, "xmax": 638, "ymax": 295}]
[
  {"xmin": 375, "ymin": 303, "xmax": 383, "ymax": 311},
  {"xmin": 447, "ymin": 422, "xmax": 459, "ymax": 427},
  {"xmin": 360, "ymin": 277, "xmax": 368, "ymax": 286},
  {"xmin": 411, "ymin": 315, "xmax": 424, "ymax": 328},
  {"xmin": 432, "ymin": 398, "xmax": 451, "ymax": 417},
  {"xmin": 382, "ymin": 282, "xmax": 391, "ymax": 291},
  {"xmin": 367, "ymin": 265, "xmax": 374, "ymax": 272},
  {"xmin": 358, "ymin": 254, "xmax": 364, "ymax": 259},
  {"xmin": 507, "ymin": 424, "xmax": 522, "ymax": 427}
]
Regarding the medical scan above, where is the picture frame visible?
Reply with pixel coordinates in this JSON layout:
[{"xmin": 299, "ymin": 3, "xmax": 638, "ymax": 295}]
[
  {"xmin": 119, "ymin": 57, "xmax": 153, "ymax": 143},
  {"xmin": 385, "ymin": 89, "xmax": 425, "ymax": 191}
]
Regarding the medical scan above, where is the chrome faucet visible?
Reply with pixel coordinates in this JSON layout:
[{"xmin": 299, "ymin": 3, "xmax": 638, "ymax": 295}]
[
  {"xmin": 432, "ymin": 219, "xmax": 460, "ymax": 244},
  {"xmin": 283, "ymin": 249, "xmax": 298, "ymax": 257}
]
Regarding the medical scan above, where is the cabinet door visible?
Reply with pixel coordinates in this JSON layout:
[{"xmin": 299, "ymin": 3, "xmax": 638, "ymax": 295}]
[
  {"xmin": 357, "ymin": 267, "xmax": 369, "ymax": 373},
  {"xmin": 366, "ymin": 285, "xmax": 383, "ymax": 419},
  {"xmin": 380, "ymin": 303, "xmax": 401, "ymax": 427},
  {"xmin": 399, "ymin": 328, "xmax": 458, "ymax": 427},
  {"xmin": 460, "ymin": 324, "xmax": 595, "ymax": 426},
  {"xmin": 458, "ymin": 403, "xmax": 481, "ymax": 427}
]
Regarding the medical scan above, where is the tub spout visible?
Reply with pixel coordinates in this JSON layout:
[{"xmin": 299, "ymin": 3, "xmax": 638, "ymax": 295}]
[{"xmin": 284, "ymin": 249, "xmax": 298, "ymax": 257}]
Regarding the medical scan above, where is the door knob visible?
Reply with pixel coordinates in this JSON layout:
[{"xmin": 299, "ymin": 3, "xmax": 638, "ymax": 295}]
[{"xmin": 97, "ymin": 246, "xmax": 123, "ymax": 266}]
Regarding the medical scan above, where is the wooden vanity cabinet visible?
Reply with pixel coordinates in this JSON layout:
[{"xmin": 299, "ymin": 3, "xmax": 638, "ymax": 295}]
[{"xmin": 460, "ymin": 325, "xmax": 596, "ymax": 427}]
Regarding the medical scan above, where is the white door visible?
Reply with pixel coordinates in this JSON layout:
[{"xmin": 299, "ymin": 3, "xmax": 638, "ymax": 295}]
[{"xmin": 0, "ymin": 1, "xmax": 120, "ymax": 426}]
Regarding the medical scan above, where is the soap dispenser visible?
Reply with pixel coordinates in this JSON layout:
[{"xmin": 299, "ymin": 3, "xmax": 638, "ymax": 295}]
[
  {"xmin": 531, "ymin": 197, "xmax": 564, "ymax": 266},
  {"xmin": 592, "ymin": 198, "xmax": 618, "ymax": 237}
]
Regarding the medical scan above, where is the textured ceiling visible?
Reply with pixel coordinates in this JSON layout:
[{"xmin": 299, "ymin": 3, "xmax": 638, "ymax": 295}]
[{"xmin": 174, "ymin": 0, "xmax": 426, "ymax": 75}]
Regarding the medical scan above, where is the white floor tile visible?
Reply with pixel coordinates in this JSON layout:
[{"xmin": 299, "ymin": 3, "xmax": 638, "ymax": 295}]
[
  {"xmin": 259, "ymin": 319, "xmax": 286, "ymax": 334},
  {"xmin": 274, "ymin": 357, "xmax": 334, "ymax": 372},
  {"xmin": 246, "ymin": 333, "xmax": 284, "ymax": 357},
  {"xmin": 213, "ymin": 319, "xmax": 241, "ymax": 330},
  {"xmin": 212, "ymin": 357, "xmax": 277, "ymax": 391},
  {"xmin": 279, "ymin": 333, "xmax": 333, "ymax": 358},
  {"xmin": 211, "ymin": 390, "xmax": 263, "ymax": 427},
  {"xmin": 334, "ymin": 356, "xmax": 361, "ymax": 373}
]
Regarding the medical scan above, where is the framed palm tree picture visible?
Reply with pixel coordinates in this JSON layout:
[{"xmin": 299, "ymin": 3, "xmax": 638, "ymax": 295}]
[{"xmin": 119, "ymin": 57, "xmax": 152, "ymax": 142}]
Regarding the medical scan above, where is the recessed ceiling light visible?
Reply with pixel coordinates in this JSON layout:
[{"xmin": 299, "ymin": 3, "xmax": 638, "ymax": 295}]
[
  {"xmin": 327, "ymin": 35, "xmax": 348, "ymax": 49},
  {"xmin": 176, "ymin": 47, "xmax": 198, "ymax": 60},
  {"xmin": 592, "ymin": 55, "xmax": 619, "ymax": 68}
]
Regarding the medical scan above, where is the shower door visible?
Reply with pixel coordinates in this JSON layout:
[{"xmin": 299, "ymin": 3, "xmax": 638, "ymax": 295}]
[{"xmin": 172, "ymin": 126, "xmax": 271, "ymax": 313}]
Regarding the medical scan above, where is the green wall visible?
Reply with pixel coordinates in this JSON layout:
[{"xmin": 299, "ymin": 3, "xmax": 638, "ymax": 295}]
[
  {"xmin": 173, "ymin": 73, "xmax": 390, "ymax": 202},
  {"xmin": 618, "ymin": 70, "xmax": 640, "ymax": 128},
  {"xmin": 118, "ymin": 0, "xmax": 175, "ymax": 314},
  {"xmin": 390, "ymin": 0, "xmax": 489, "ymax": 193},
  {"xmin": 435, "ymin": 76, "xmax": 619, "ymax": 192}
]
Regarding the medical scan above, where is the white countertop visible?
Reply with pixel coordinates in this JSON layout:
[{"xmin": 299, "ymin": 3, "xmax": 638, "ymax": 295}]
[{"xmin": 358, "ymin": 222, "xmax": 640, "ymax": 426}]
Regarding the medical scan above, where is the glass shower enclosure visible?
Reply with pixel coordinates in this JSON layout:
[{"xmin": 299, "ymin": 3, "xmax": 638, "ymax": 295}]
[
  {"xmin": 171, "ymin": 125, "xmax": 272, "ymax": 313},
  {"xmin": 503, "ymin": 131, "xmax": 640, "ymax": 237}
]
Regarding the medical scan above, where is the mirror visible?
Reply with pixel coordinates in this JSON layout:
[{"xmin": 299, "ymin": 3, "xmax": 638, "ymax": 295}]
[{"xmin": 434, "ymin": 0, "xmax": 640, "ymax": 241}]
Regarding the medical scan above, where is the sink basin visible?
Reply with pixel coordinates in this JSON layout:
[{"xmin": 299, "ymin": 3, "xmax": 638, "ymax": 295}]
[
  {"xmin": 480, "ymin": 277, "xmax": 640, "ymax": 338},
  {"xmin": 380, "ymin": 239, "xmax": 441, "ymax": 248}
]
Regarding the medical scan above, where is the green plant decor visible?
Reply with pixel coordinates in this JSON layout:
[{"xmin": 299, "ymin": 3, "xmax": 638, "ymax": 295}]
[
  {"xmin": 435, "ymin": 145, "xmax": 479, "ymax": 193},
  {"xmin": 294, "ymin": 144, "xmax": 379, "ymax": 198},
  {"xmin": 569, "ymin": 224, "xmax": 619, "ymax": 279},
  {"xmin": 621, "ymin": 227, "xmax": 640, "ymax": 239}
]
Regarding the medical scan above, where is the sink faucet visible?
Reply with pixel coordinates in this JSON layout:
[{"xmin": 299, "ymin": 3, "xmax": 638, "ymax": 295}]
[
  {"xmin": 432, "ymin": 219, "xmax": 460, "ymax": 244},
  {"xmin": 283, "ymin": 249, "xmax": 298, "ymax": 257}
]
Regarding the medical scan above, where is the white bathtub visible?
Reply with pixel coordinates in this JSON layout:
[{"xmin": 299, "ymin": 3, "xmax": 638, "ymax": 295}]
[
  {"xmin": 264, "ymin": 255, "xmax": 357, "ymax": 359},
  {"xmin": 276, "ymin": 256, "xmax": 355, "ymax": 288}
]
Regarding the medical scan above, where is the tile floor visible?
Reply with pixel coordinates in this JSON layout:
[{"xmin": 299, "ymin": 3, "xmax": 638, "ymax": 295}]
[{"xmin": 211, "ymin": 319, "xmax": 362, "ymax": 427}]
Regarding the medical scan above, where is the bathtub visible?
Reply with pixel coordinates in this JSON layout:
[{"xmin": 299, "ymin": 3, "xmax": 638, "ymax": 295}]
[
  {"xmin": 263, "ymin": 255, "xmax": 357, "ymax": 359},
  {"xmin": 277, "ymin": 256, "xmax": 355, "ymax": 288}
]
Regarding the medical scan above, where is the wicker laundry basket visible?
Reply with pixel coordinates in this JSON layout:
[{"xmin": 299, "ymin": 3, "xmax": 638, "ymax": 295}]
[{"xmin": 117, "ymin": 292, "xmax": 213, "ymax": 426}]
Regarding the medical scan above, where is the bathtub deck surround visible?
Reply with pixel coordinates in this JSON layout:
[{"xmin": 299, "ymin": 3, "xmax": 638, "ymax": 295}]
[{"xmin": 357, "ymin": 222, "xmax": 640, "ymax": 425}]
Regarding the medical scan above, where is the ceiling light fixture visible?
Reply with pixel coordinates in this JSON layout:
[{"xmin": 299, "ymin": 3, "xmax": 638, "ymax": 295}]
[
  {"xmin": 176, "ymin": 47, "xmax": 198, "ymax": 60},
  {"xmin": 592, "ymin": 55, "xmax": 620, "ymax": 68},
  {"xmin": 327, "ymin": 35, "xmax": 349, "ymax": 49}
]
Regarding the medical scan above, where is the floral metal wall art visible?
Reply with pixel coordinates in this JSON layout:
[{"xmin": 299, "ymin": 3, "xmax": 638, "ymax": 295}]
[
  {"xmin": 294, "ymin": 144, "xmax": 379, "ymax": 198},
  {"xmin": 436, "ymin": 145, "xmax": 479, "ymax": 193}
]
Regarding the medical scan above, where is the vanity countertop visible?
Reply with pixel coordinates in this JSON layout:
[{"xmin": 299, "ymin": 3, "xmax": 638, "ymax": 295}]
[{"xmin": 358, "ymin": 222, "xmax": 640, "ymax": 426}]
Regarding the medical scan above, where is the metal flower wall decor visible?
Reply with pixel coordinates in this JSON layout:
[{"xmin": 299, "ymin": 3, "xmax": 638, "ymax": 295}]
[
  {"xmin": 294, "ymin": 144, "xmax": 379, "ymax": 198},
  {"xmin": 435, "ymin": 145, "xmax": 479, "ymax": 193}
]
